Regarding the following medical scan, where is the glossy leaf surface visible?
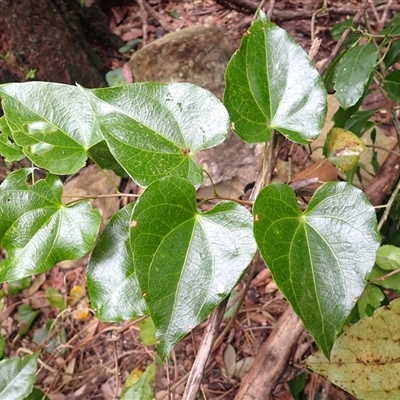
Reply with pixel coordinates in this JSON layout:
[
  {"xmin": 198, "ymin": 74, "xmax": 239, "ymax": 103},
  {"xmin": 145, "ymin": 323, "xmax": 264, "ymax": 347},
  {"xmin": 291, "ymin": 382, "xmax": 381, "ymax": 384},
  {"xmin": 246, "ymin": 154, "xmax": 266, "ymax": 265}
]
[
  {"xmin": 334, "ymin": 43, "xmax": 377, "ymax": 109},
  {"xmin": 130, "ymin": 176, "xmax": 256, "ymax": 358},
  {"xmin": 0, "ymin": 82, "xmax": 101, "ymax": 174},
  {"xmin": 384, "ymin": 70, "xmax": 400, "ymax": 102},
  {"xmin": 87, "ymin": 203, "xmax": 147, "ymax": 321},
  {"xmin": 82, "ymin": 83, "xmax": 230, "ymax": 187},
  {"xmin": 253, "ymin": 182, "xmax": 380, "ymax": 357},
  {"xmin": 0, "ymin": 352, "xmax": 38, "ymax": 400},
  {"xmin": 0, "ymin": 169, "xmax": 101, "ymax": 282},
  {"xmin": 224, "ymin": 15, "xmax": 326, "ymax": 144},
  {"xmin": 306, "ymin": 299, "xmax": 400, "ymax": 399}
]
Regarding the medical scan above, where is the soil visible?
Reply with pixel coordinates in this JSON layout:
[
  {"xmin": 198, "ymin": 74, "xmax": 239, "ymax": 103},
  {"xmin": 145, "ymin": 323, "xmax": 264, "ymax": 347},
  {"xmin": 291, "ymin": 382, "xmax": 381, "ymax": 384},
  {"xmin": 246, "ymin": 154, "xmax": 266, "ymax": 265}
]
[{"xmin": 0, "ymin": 1, "xmax": 398, "ymax": 400}]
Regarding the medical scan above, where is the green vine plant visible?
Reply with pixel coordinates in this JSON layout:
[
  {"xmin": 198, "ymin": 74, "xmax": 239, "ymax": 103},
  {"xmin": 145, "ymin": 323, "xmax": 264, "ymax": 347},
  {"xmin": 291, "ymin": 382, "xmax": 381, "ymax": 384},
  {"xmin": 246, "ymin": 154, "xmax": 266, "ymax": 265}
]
[{"xmin": 0, "ymin": 7, "xmax": 400, "ymax": 400}]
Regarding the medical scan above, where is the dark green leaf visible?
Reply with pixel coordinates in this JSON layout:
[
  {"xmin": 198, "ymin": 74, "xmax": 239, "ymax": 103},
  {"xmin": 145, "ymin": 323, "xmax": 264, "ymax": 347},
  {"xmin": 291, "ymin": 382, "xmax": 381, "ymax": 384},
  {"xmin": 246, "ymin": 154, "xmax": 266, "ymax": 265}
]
[
  {"xmin": 380, "ymin": 14, "xmax": 400, "ymax": 38},
  {"xmin": 7, "ymin": 277, "xmax": 31, "ymax": 295},
  {"xmin": 83, "ymin": 83, "xmax": 230, "ymax": 187},
  {"xmin": 358, "ymin": 284, "xmax": 384, "ymax": 318},
  {"xmin": 0, "ymin": 82, "xmax": 102, "ymax": 175},
  {"xmin": 384, "ymin": 70, "xmax": 400, "ymax": 102},
  {"xmin": 88, "ymin": 140, "xmax": 128, "ymax": 177},
  {"xmin": 224, "ymin": 18, "xmax": 326, "ymax": 144},
  {"xmin": 16, "ymin": 304, "xmax": 40, "ymax": 335},
  {"xmin": 0, "ymin": 353, "xmax": 38, "ymax": 400},
  {"xmin": 119, "ymin": 39, "xmax": 141, "ymax": 54},
  {"xmin": 0, "ymin": 332, "xmax": 4, "ymax": 360},
  {"xmin": 87, "ymin": 203, "xmax": 147, "ymax": 321},
  {"xmin": 334, "ymin": 44, "xmax": 377, "ymax": 109},
  {"xmin": 131, "ymin": 177, "xmax": 256, "ymax": 358},
  {"xmin": 288, "ymin": 372, "xmax": 307, "ymax": 400},
  {"xmin": 0, "ymin": 169, "xmax": 101, "ymax": 282},
  {"xmin": 344, "ymin": 110, "xmax": 374, "ymax": 137},
  {"xmin": 385, "ymin": 39, "xmax": 400, "ymax": 68},
  {"xmin": 253, "ymin": 182, "xmax": 380, "ymax": 357},
  {"xmin": 330, "ymin": 19, "xmax": 353, "ymax": 41},
  {"xmin": 26, "ymin": 388, "xmax": 51, "ymax": 400}
]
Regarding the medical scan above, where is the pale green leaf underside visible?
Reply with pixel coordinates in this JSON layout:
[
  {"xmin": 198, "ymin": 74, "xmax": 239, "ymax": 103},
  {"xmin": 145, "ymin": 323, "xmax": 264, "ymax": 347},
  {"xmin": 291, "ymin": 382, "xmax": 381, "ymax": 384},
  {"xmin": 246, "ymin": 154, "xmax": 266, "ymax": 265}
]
[
  {"xmin": 306, "ymin": 298, "xmax": 400, "ymax": 399},
  {"xmin": 129, "ymin": 176, "xmax": 256, "ymax": 358},
  {"xmin": 224, "ymin": 18, "xmax": 327, "ymax": 144},
  {"xmin": 253, "ymin": 182, "xmax": 379, "ymax": 357},
  {"xmin": 82, "ymin": 82, "xmax": 230, "ymax": 187},
  {"xmin": 0, "ymin": 169, "xmax": 101, "ymax": 282}
]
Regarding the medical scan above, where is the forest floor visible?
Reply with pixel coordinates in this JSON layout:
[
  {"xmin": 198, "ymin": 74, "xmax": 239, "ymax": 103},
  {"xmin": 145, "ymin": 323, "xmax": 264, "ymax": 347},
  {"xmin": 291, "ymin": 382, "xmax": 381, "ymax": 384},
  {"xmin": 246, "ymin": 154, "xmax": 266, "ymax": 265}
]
[{"xmin": 0, "ymin": 1, "xmax": 397, "ymax": 399}]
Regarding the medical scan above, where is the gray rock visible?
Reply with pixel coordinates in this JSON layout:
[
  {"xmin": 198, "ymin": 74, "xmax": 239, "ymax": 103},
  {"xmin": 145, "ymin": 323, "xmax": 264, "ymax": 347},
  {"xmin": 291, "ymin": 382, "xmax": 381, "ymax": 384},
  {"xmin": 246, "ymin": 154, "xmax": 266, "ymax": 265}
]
[{"xmin": 129, "ymin": 25, "xmax": 232, "ymax": 98}]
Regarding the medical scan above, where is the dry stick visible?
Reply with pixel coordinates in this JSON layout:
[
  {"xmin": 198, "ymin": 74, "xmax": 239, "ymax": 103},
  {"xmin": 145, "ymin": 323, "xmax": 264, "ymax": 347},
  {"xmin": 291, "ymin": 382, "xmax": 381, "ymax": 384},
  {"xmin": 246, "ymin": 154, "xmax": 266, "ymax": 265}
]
[
  {"xmin": 142, "ymin": 0, "xmax": 172, "ymax": 31},
  {"xmin": 378, "ymin": 176, "xmax": 400, "ymax": 230},
  {"xmin": 183, "ymin": 297, "xmax": 229, "ymax": 400},
  {"xmin": 136, "ymin": 0, "xmax": 148, "ymax": 45},
  {"xmin": 318, "ymin": 0, "xmax": 370, "ymax": 76},
  {"xmin": 378, "ymin": 0, "xmax": 394, "ymax": 32}
]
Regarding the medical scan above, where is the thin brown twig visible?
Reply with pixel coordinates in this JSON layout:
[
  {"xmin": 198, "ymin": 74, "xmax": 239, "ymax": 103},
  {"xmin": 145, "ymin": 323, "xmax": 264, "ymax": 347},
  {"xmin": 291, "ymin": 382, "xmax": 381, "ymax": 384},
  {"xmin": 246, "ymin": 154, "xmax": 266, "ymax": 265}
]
[
  {"xmin": 142, "ymin": 0, "xmax": 172, "ymax": 31},
  {"xmin": 266, "ymin": 0, "xmax": 275, "ymax": 19},
  {"xmin": 318, "ymin": 0, "xmax": 370, "ymax": 76},
  {"xmin": 378, "ymin": 176, "xmax": 400, "ymax": 230},
  {"xmin": 378, "ymin": 0, "xmax": 394, "ymax": 32},
  {"xmin": 136, "ymin": 0, "xmax": 148, "ymax": 45}
]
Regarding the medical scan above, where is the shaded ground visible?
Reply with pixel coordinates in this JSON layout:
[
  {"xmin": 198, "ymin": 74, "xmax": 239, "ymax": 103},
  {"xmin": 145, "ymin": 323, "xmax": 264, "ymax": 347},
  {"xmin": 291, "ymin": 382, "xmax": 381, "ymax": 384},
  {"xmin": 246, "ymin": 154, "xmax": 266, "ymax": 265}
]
[{"xmin": 0, "ymin": 1, "xmax": 398, "ymax": 399}]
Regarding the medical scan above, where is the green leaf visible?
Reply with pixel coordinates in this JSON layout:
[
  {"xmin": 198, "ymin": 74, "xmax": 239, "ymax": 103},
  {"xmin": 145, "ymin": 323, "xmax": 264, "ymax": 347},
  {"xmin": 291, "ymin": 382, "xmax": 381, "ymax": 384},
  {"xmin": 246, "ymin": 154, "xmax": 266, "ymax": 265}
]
[
  {"xmin": 376, "ymin": 245, "xmax": 400, "ymax": 271},
  {"xmin": 105, "ymin": 68, "xmax": 127, "ymax": 86},
  {"xmin": 384, "ymin": 70, "xmax": 400, "ymax": 102},
  {"xmin": 139, "ymin": 317, "xmax": 157, "ymax": 346},
  {"xmin": 131, "ymin": 176, "xmax": 256, "ymax": 358},
  {"xmin": 7, "ymin": 277, "xmax": 32, "ymax": 296},
  {"xmin": 358, "ymin": 284, "xmax": 384, "ymax": 318},
  {"xmin": 326, "ymin": 127, "xmax": 366, "ymax": 172},
  {"xmin": 87, "ymin": 203, "xmax": 147, "ymax": 321},
  {"xmin": 306, "ymin": 298, "xmax": 400, "ymax": 399},
  {"xmin": 0, "ymin": 117, "xmax": 25, "ymax": 162},
  {"xmin": 334, "ymin": 43, "xmax": 376, "ymax": 109},
  {"xmin": 369, "ymin": 265, "xmax": 400, "ymax": 291},
  {"xmin": 26, "ymin": 388, "xmax": 51, "ymax": 400},
  {"xmin": 120, "ymin": 364, "xmax": 156, "ymax": 400},
  {"xmin": 385, "ymin": 39, "xmax": 400, "ymax": 68},
  {"xmin": 45, "ymin": 287, "xmax": 66, "ymax": 311},
  {"xmin": 0, "ymin": 82, "xmax": 102, "ymax": 175},
  {"xmin": 16, "ymin": 304, "xmax": 40, "ymax": 335},
  {"xmin": 253, "ymin": 182, "xmax": 380, "ymax": 357},
  {"xmin": 344, "ymin": 110, "xmax": 374, "ymax": 137},
  {"xmin": 88, "ymin": 140, "xmax": 128, "ymax": 177},
  {"xmin": 0, "ymin": 169, "xmax": 101, "ymax": 282},
  {"xmin": 288, "ymin": 372, "xmax": 307, "ymax": 400},
  {"xmin": 82, "ymin": 83, "xmax": 230, "ymax": 187},
  {"xmin": 0, "ymin": 332, "xmax": 5, "ymax": 360},
  {"xmin": 224, "ymin": 18, "xmax": 327, "ymax": 144},
  {"xmin": 0, "ymin": 353, "xmax": 39, "ymax": 400}
]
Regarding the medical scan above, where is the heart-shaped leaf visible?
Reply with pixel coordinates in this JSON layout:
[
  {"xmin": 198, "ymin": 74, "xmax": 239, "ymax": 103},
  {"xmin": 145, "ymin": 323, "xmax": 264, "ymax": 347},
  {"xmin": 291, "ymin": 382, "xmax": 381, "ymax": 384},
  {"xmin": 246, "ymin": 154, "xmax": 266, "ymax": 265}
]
[
  {"xmin": 306, "ymin": 298, "xmax": 400, "ymax": 400},
  {"xmin": 334, "ymin": 43, "xmax": 377, "ymax": 109},
  {"xmin": 0, "ymin": 352, "xmax": 39, "ymax": 400},
  {"xmin": 224, "ymin": 15, "xmax": 327, "ymax": 144},
  {"xmin": 82, "ymin": 82, "xmax": 230, "ymax": 187},
  {"xmin": 326, "ymin": 127, "xmax": 366, "ymax": 171},
  {"xmin": 376, "ymin": 245, "xmax": 400, "ymax": 271},
  {"xmin": 87, "ymin": 203, "xmax": 147, "ymax": 321},
  {"xmin": 130, "ymin": 176, "xmax": 256, "ymax": 358},
  {"xmin": 0, "ymin": 169, "xmax": 101, "ymax": 282},
  {"xmin": 0, "ymin": 82, "xmax": 102, "ymax": 174},
  {"xmin": 253, "ymin": 182, "xmax": 380, "ymax": 357}
]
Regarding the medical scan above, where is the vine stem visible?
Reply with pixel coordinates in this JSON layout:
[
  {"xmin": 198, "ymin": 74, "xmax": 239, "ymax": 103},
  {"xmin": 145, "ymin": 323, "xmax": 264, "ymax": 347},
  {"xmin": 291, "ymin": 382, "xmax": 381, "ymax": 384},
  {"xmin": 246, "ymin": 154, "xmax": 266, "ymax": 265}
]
[{"xmin": 378, "ymin": 177, "xmax": 400, "ymax": 231}]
